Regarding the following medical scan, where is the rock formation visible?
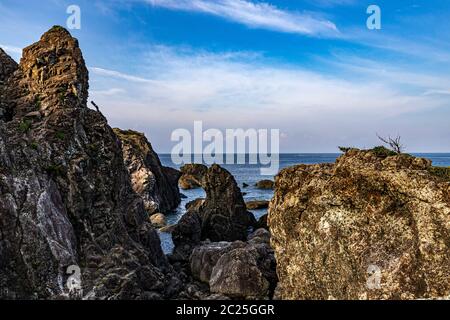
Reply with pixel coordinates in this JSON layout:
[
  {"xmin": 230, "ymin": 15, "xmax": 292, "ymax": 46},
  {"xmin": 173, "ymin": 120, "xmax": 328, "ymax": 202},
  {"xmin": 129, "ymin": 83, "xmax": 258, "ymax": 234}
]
[
  {"xmin": 255, "ymin": 180, "xmax": 274, "ymax": 190},
  {"xmin": 172, "ymin": 164, "xmax": 256, "ymax": 261},
  {"xmin": 269, "ymin": 148, "xmax": 450, "ymax": 300},
  {"xmin": 189, "ymin": 229, "xmax": 277, "ymax": 299},
  {"xmin": 179, "ymin": 164, "xmax": 207, "ymax": 190},
  {"xmin": 114, "ymin": 129, "xmax": 181, "ymax": 214},
  {"xmin": 0, "ymin": 27, "xmax": 180, "ymax": 299}
]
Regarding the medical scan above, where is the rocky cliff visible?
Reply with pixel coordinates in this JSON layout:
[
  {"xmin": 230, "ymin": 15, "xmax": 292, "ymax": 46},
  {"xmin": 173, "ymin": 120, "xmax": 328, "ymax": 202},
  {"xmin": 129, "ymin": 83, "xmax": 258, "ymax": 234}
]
[
  {"xmin": 0, "ymin": 27, "xmax": 180, "ymax": 299},
  {"xmin": 114, "ymin": 129, "xmax": 181, "ymax": 214},
  {"xmin": 269, "ymin": 148, "xmax": 450, "ymax": 299}
]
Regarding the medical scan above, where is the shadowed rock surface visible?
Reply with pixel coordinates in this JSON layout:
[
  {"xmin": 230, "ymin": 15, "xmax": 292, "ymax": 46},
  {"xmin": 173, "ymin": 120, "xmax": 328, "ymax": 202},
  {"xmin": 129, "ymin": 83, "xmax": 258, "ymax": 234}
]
[
  {"xmin": 0, "ymin": 27, "xmax": 180, "ymax": 299},
  {"xmin": 269, "ymin": 149, "xmax": 450, "ymax": 300},
  {"xmin": 190, "ymin": 229, "xmax": 277, "ymax": 299},
  {"xmin": 114, "ymin": 129, "xmax": 181, "ymax": 214}
]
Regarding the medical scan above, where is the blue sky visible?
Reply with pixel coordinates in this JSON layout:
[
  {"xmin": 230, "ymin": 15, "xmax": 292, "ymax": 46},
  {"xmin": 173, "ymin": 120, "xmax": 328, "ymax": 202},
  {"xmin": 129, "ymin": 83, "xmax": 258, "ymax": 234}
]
[{"xmin": 1, "ymin": 0, "xmax": 449, "ymax": 152}]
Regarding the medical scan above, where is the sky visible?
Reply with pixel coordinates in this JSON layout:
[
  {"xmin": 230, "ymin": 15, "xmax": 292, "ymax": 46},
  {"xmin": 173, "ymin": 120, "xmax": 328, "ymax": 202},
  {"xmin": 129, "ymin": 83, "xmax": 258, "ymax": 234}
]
[{"xmin": 0, "ymin": 0, "xmax": 449, "ymax": 153}]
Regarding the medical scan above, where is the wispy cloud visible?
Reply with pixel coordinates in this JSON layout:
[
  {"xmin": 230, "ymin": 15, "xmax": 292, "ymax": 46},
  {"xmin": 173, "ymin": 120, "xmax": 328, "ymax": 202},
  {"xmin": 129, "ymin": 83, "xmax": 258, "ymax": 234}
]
[
  {"xmin": 89, "ymin": 45, "xmax": 450, "ymax": 152},
  {"xmin": 146, "ymin": 0, "xmax": 339, "ymax": 36}
]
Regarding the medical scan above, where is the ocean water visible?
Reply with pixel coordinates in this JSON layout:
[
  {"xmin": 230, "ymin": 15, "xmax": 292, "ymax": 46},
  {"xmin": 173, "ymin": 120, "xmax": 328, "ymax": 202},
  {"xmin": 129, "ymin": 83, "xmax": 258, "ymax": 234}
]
[{"xmin": 158, "ymin": 153, "xmax": 450, "ymax": 254}]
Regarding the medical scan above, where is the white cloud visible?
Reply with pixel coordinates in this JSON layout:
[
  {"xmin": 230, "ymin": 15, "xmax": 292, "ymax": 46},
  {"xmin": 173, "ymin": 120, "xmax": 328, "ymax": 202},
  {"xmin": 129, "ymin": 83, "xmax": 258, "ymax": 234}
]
[
  {"xmin": 146, "ymin": 0, "xmax": 339, "ymax": 36},
  {"xmin": 89, "ymin": 45, "xmax": 450, "ymax": 152}
]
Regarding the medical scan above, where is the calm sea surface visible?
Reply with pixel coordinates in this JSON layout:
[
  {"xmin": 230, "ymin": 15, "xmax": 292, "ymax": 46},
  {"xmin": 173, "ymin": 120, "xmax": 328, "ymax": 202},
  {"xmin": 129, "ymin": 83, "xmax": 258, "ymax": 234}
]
[{"xmin": 158, "ymin": 153, "xmax": 450, "ymax": 253}]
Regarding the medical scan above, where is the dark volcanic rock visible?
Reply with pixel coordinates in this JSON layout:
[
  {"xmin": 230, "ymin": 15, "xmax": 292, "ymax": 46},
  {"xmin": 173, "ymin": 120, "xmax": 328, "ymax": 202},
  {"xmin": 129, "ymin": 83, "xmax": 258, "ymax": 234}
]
[
  {"xmin": 114, "ymin": 129, "xmax": 181, "ymax": 214},
  {"xmin": 200, "ymin": 164, "xmax": 256, "ymax": 242},
  {"xmin": 0, "ymin": 27, "xmax": 179, "ymax": 299},
  {"xmin": 269, "ymin": 149, "xmax": 450, "ymax": 300},
  {"xmin": 255, "ymin": 180, "xmax": 274, "ymax": 190}
]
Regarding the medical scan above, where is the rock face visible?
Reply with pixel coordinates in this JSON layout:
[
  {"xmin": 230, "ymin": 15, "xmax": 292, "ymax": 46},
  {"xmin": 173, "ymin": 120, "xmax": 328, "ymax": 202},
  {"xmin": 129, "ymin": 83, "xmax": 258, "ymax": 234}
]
[
  {"xmin": 200, "ymin": 164, "xmax": 256, "ymax": 242},
  {"xmin": 0, "ymin": 27, "xmax": 179, "ymax": 299},
  {"xmin": 189, "ymin": 229, "xmax": 277, "ymax": 299},
  {"xmin": 179, "ymin": 164, "xmax": 207, "ymax": 190},
  {"xmin": 114, "ymin": 129, "xmax": 181, "ymax": 214},
  {"xmin": 172, "ymin": 165, "xmax": 256, "ymax": 261},
  {"xmin": 0, "ymin": 48, "xmax": 18, "ymax": 121},
  {"xmin": 269, "ymin": 149, "xmax": 450, "ymax": 300}
]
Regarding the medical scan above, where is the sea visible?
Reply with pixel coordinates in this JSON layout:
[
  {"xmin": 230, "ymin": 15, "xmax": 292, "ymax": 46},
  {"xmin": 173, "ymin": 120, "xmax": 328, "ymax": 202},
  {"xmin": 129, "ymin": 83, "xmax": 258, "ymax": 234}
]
[{"xmin": 158, "ymin": 153, "xmax": 450, "ymax": 254}]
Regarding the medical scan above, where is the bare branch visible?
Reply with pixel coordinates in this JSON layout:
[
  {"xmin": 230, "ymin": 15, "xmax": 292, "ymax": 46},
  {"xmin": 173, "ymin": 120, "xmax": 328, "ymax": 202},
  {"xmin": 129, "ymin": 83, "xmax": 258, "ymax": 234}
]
[{"xmin": 376, "ymin": 133, "xmax": 404, "ymax": 154}]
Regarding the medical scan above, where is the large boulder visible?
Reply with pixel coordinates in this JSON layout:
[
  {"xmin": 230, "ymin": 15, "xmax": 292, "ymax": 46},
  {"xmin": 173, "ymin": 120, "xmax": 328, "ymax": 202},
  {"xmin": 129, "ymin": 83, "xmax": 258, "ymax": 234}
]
[
  {"xmin": 255, "ymin": 180, "xmax": 274, "ymax": 190},
  {"xmin": 0, "ymin": 27, "xmax": 179, "ymax": 299},
  {"xmin": 114, "ymin": 128, "xmax": 181, "ymax": 214},
  {"xmin": 269, "ymin": 148, "xmax": 450, "ymax": 300},
  {"xmin": 246, "ymin": 200, "xmax": 269, "ymax": 210},
  {"xmin": 189, "ymin": 229, "xmax": 277, "ymax": 299}
]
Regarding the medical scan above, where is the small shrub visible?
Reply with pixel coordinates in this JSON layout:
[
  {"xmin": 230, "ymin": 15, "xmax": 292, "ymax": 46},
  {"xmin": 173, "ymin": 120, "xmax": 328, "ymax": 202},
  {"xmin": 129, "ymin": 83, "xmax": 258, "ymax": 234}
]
[
  {"xmin": 55, "ymin": 132, "xmax": 66, "ymax": 140},
  {"xmin": 371, "ymin": 146, "xmax": 397, "ymax": 158},
  {"xmin": 428, "ymin": 167, "xmax": 450, "ymax": 181},
  {"xmin": 338, "ymin": 146, "xmax": 352, "ymax": 153},
  {"xmin": 34, "ymin": 95, "xmax": 41, "ymax": 109},
  {"xmin": 19, "ymin": 120, "xmax": 32, "ymax": 133}
]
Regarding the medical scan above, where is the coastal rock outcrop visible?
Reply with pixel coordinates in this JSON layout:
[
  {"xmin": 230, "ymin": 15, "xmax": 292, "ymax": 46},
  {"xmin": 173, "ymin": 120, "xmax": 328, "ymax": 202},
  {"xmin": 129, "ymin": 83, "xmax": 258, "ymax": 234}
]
[
  {"xmin": 114, "ymin": 129, "xmax": 181, "ymax": 214},
  {"xmin": 179, "ymin": 164, "xmax": 207, "ymax": 190},
  {"xmin": 172, "ymin": 164, "xmax": 256, "ymax": 261},
  {"xmin": 269, "ymin": 148, "xmax": 450, "ymax": 300},
  {"xmin": 0, "ymin": 27, "xmax": 180, "ymax": 299}
]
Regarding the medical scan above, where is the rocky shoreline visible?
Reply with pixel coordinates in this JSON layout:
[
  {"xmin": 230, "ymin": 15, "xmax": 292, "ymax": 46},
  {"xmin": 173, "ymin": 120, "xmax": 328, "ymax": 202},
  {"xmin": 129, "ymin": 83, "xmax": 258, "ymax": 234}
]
[{"xmin": 1, "ymin": 27, "xmax": 449, "ymax": 300}]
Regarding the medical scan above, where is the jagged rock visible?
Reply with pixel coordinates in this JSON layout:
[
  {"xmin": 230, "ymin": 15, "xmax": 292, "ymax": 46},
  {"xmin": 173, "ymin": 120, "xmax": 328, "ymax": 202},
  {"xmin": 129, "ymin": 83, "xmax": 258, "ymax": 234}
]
[
  {"xmin": 243, "ymin": 183, "xmax": 249, "ymax": 188},
  {"xmin": 114, "ymin": 129, "xmax": 181, "ymax": 214},
  {"xmin": 0, "ymin": 27, "xmax": 179, "ymax": 299},
  {"xmin": 159, "ymin": 224, "xmax": 176, "ymax": 233},
  {"xmin": 269, "ymin": 149, "xmax": 450, "ymax": 300},
  {"xmin": 185, "ymin": 198, "xmax": 205, "ymax": 212},
  {"xmin": 171, "ymin": 211, "xmax": 202, "ymax": 262},
  {"xmin": 255, "ymin": 180, "xmax": 274, "ymax": 190},
  {"xmin": 179, "ymin": 164, "xmax": 207, "ymax": 190},
  {"xmin": 246, "ymin": 200, "xmax": 269, "ymax": 210},
  {"xmin": 150, "ymin": 213, "xmax": 167, "ymax": 228},
  {"xmin": 200, "ymin": 164, "xmax": 256, "ymax": 242}
]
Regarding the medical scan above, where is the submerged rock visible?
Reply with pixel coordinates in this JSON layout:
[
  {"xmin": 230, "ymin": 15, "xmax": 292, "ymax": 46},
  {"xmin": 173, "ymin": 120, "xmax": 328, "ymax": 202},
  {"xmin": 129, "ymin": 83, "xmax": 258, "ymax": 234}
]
[
  {"xmin": 269, "ymin": 149, "xmax": 450, "ymax": 300},
  {"xmin": 200, "ymin": 164, "xmax": 257, "ymax": 242},
  {"xmin": 255, "ymin": 180, "xmax": 274, "ymax": 190},
  {"xmin": 246, "ymin": 200, "xmax": 269, "ymax": 210}
]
